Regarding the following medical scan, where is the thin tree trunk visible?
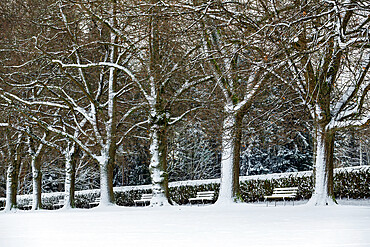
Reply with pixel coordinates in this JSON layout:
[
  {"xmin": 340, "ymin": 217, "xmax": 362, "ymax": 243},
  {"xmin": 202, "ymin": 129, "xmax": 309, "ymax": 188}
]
[
  {"xmin": 4, "ymin": 134, "xmax": 22, "ymax": 211},
  {"xmin": 232, "ymin": 112, "xmax": 244, "ymax": 200},
  {"xmin": 31, "ymin": 154, "xmax": 43, "ymax": 210},
  {"xmin": 359, "ymin": 139, "xmax": 363, "ymax": 166},
  {"xmin": 63, "ymin": 143, "xmax": 78, "ymax": 209},
  {"xmin": 5, "ymin": 159, "xmax": 20, "ymax": 211},
  {"xmin": 28, "ymin": 134, "xmax": 47, "ymax": 211}
]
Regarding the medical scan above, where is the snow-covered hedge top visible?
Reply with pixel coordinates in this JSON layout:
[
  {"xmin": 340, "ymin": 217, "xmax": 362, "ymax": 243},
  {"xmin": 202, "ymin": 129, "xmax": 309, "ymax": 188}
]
[
  {"xmin": 0, "ymin": 165, "xmax": 369, "ymax": 202},
  {"xmin": 169, "ymin": 165, "xmax": 370, "ymax": 186}
]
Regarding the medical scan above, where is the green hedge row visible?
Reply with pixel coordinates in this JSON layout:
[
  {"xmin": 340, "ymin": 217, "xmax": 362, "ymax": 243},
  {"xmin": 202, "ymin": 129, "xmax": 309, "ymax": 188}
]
[{"xmin": 1, "ymin": 166, "xmax": 369, "ymax": 209}]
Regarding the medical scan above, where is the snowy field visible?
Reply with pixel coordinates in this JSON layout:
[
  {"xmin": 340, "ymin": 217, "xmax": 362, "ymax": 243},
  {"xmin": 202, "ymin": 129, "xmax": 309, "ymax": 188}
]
[{"xmin": 1, "ymin": 201, "xmax": 369, "ymax": 247}]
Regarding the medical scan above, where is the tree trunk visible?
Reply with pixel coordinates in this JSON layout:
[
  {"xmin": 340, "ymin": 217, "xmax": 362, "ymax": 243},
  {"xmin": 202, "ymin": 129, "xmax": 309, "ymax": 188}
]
[
  {"xmin": 149, "ymin": 123, "xmax": 170, "ymax": 206},
  {"xmin": 31, "ymin": 154, "xmax": 43, "ymax": 210},
  {"xmin": 99, "ymin": 153, "xmax": 115, "ymax": 206},
  {"xmin": 63, "ymin": 144, "xmax": 78, "ymax": 209},
  {"xmin": 308, "ymin": 124, "xmax": 336, "ymax": 206},
  {"xmin": 4, "ymin": 135, "xmax": 22, "ymax": 211},
  {"xmin": 217, "ymin": 109, "xmax": 237, "ymax": 204},
  {"xmin": 232, "ymin": 112, "xmax": 243, "ymax": 200},
  {"xmin": 217, "ymin": 105, "xmax": 247, "ymax": 204},
  {"xmin": 96, "ymin": 0, "xmax": 117, "ymax": 207},
  {"xmin": 5, "ymin": 159, "xmax": 20, "ymax": 211}
]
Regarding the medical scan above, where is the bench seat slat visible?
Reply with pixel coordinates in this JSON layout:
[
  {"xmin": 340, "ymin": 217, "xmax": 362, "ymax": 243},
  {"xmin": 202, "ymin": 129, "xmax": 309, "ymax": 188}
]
[
  {"xmin": 189, "ymin": 191, "xmax": 215, "ymax": 204},
  {"xmin": 134, "ymin": 194, "xmax": 153, "ymax": 206},
  {"xmin": 264, "ymin": 187, "xmax": 298, "ymax": 206},
  {"xmin": 53, "ymin": 199, "xmax": 65, "ymax": 209},
  {"xmin": 89, "ymin": 198, "xmax": 101, "ymax": 207}
]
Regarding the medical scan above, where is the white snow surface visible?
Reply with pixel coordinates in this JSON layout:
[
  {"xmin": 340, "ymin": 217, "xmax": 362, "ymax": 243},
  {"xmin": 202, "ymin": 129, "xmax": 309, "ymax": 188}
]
[{"xmin": 1, "ymin": 202, "xmax": 369, "ymax": 247}]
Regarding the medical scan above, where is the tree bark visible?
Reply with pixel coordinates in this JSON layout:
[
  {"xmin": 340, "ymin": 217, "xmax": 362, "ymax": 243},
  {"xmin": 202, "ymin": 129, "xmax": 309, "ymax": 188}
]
[
  {"xmin": 99, "ymin": 155, "xmax": 115, "ymax": 205},
  {"xmin": 31, "ymin": 153, "xmax": 43, "ymax": 210},
  {"xmin": 4, "ymin": 133, "xmax": 22, "ymax": 211},
  {"xmin": 217, "ymin": 109, "xmax": 237, "ymax": 204},
  {"xmin": 308, "ymin": 124, "xmax": 336, "ymax": 206},
  {"xmin": 28, "ymin": 134, "xmax": 47, "ymax": 211},
  {"xmin": 149, "ymin": 122, "xmax": 170, "ymax": 206},
  {"xmin": 97, "ymin": 0, "xmax": 118, "ymax": 207},
  {"xmin": 217, "ymin": 103, "xmax": 249, "ymax": 204},
  {"xmin": 232, "ymin": 112, "xmax": 244, "ymax": 199},
  {"xmin": 63, "ymin": 143, "xmax": 78, "ymax": 209},
  {"xmin": 5, "ymin": 159, "xmax": 20, "ymax": 211}
]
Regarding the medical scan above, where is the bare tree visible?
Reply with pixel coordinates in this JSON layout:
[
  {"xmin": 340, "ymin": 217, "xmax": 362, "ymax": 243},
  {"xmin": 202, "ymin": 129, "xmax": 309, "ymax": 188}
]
[
  {"xmin": 0, "ymin": 126, "xmax": 24, "ymax": 211},
  {"xmin": 193, "ymin": 0, "xmax": 271, "ymax": 203},
  {"xmin": 257, "ymin": 0, "xmax": 370, "ymax": 205}
]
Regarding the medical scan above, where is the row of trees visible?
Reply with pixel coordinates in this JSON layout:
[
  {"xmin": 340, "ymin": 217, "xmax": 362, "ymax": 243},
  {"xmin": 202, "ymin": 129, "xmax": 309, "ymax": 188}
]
[{"xmin": 0, "ymin": 0, "xmax": 369, "ymax": 210}]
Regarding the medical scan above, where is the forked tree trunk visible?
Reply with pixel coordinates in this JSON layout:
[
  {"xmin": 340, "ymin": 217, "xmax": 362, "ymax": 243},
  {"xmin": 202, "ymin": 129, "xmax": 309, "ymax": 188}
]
[{"xmin": 308, "ymin": 124, "xmax": 336, "ymax": 206}]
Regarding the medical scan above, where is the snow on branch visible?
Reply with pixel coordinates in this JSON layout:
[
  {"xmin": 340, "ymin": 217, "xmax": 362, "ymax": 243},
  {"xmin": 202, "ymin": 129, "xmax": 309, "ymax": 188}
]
[
  {"xmin": 327, "ymin": 115, "xmax": 370, "ymax": 131},
  {"xmin": 52, "ymin": 60, "xmax": 151, "ymax": 103},
  {"xmin": 122, "ymin": 120, "xmax": 149, "ymax": 137},
  {"xmin": 172, "ymin": 76, "xmax": 213, "ymax": 104},
  {"xmin": 168, "ymin": 106, "xmax": 202, "ymax": 126},
  {"xmin": 331, "ymin": 52, "xmax": 370, "ymax": 119},
  {"xmin": 1, "ymin": 90, "xmax": 68, "ymax": 109}
]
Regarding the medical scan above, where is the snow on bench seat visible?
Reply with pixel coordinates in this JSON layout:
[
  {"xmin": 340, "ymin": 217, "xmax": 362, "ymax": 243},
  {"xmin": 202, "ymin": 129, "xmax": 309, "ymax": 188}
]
[
  {"xmin": 21, "ymin": 200, "xmax": 33, "ymax": 210},
  {"xmin": 264, "ymin": 187, "xmax": 298, "ymax": 206},
  {"xmin": 189, "ymin": 191, "xmax": 215, "ymax": 204},
  {"xmin": 89, "ymin": 197, "xmax": 100, "ymax": 208},
  {"xmin": 134, "ymin": 194, "xmax": 152, "ymax": 206}
]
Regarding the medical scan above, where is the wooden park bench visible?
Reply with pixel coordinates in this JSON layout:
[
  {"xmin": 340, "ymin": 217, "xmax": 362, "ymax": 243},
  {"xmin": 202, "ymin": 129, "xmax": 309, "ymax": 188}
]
[
  {"xmin": 264, "ymin": 187, "xmax": 298, "ymax": 206},
  {"xmin": 22, "ymin": 200, "xmax": 33, "ymax": 210},
  {"xmin": 189, "ymin": 191, "xmax": 215, "ymax": 205},
  {"xmin": 89, "ymin": 197, "xmax": 100, "ymax": 208},
  {"xmin": 53, "ymin": 198, "xmax": 65, "ymax": 209},
  {"xmin": 134, "ymin": 194, "xmax": 153, "ymax": 206}
]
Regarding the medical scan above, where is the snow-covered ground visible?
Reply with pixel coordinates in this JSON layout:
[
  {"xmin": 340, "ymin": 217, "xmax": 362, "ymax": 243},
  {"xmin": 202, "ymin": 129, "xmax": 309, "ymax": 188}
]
[{"xmin": 1, "ymin": 201, "xmax": 369, "ymax": 247}]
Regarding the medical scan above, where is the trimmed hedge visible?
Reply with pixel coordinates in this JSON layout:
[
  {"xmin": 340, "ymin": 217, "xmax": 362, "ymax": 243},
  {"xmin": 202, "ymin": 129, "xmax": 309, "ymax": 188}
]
[{"xmin": 0, "ymin": 166, "xmax": 369, "ymax": 209}]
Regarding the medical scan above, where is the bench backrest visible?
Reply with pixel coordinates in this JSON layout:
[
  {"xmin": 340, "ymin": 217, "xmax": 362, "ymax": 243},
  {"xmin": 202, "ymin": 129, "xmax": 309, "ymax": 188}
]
[
  {"xmin": 272, "ymin": 187, "xmax": 298, "ymax": 195},
  {"xmin": 141, "ymin": 194, "xmax": 153, "ymax": 200},
  {"xmin": 196, "ymin": 191, "xmax": 215, "ymax": 198}
]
